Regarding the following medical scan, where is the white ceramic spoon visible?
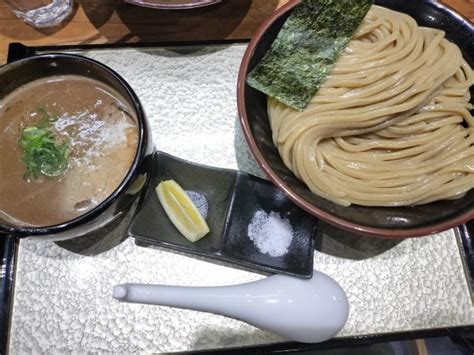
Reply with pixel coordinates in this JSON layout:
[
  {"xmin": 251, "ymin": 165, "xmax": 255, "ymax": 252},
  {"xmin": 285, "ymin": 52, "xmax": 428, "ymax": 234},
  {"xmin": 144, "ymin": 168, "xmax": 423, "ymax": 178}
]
[{"xmin": 113, "ymin": 271, "xmax": 349, "ymax": 343}]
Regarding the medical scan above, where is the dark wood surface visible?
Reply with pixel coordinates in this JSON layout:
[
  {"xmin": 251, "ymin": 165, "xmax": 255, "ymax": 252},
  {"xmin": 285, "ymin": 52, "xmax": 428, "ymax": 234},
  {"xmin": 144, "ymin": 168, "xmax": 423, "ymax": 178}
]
[{"xmin": 0, "ymin": 0, "xmax": 472, "ymax": 64}]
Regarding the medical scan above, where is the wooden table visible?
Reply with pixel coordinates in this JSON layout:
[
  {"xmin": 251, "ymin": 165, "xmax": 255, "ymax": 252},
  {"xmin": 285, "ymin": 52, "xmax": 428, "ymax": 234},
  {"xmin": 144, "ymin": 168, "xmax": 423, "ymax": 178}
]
[{"xmin": 0, "ymin": 0, "xmax": 472, "ymax": 65}]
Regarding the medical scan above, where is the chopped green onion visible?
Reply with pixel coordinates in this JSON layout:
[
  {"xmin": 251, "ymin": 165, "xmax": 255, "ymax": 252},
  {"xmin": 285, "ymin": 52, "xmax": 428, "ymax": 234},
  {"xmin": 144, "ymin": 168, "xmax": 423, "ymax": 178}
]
[{"xmin": 18, "ymin": 107, "xmax": 70, "ymax": 180}]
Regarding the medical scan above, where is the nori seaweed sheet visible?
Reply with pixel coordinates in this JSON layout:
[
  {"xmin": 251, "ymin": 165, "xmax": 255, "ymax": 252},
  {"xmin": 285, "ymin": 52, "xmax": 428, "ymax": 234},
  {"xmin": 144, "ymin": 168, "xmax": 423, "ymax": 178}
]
[{"xmin": 246, "ymin": 0, "xmax": 373, "ymax": 111}]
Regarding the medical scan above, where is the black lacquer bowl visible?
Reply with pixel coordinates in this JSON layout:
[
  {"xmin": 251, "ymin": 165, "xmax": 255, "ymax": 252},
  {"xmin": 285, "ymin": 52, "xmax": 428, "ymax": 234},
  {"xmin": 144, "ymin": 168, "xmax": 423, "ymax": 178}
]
[
  {"xmin": 0, "ymin": 54, "xmax": 154, "ymax": 240},
  {"xmin": 237, "ymin": 0, "xmax": 474, "ymax": 238}
]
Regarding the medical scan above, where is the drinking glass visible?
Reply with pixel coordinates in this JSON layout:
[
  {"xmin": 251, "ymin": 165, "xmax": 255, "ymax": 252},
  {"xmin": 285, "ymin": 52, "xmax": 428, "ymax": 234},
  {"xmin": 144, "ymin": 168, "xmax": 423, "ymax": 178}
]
[{"xmin": 6, "ymin": 0, "xmax": 73, "ymax": 28}]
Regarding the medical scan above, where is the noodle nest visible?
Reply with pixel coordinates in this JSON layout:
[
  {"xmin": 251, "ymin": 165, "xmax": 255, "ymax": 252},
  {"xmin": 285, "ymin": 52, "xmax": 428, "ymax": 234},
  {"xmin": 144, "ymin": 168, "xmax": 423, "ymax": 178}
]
[{"xmin": 268, "ymin": 5, "xmax": 474, "ymax": 207}]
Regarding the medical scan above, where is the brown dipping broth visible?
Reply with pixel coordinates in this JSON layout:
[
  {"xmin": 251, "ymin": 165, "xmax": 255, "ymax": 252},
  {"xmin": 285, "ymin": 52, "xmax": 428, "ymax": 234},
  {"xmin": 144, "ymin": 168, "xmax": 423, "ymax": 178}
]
[{"xmin": 0, "ymin": 75, "xmax": 139, "ymax": 227}]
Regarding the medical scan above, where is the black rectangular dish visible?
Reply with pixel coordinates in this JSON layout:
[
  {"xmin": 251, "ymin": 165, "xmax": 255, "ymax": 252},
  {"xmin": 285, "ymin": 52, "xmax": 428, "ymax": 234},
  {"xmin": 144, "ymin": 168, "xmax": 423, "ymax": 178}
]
[
  {"xmin": 0, "ymin": 41, "xmax": 473, "ymax": 355},
  {"xmin": 130, "ymin": 151, "xmax": 316, "ymax": 278}
]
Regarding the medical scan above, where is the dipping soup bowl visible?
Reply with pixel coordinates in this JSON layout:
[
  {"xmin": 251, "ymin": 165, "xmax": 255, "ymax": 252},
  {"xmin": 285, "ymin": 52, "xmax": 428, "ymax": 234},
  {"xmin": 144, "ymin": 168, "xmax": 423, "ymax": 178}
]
[{"xmin": 0, "ymin": 54, "xmax": 153, "ymax": 240}]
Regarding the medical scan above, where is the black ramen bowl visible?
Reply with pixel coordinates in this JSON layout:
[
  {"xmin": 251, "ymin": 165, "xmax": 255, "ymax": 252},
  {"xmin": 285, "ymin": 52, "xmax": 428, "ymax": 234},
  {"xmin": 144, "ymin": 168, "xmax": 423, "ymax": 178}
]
[
  {"xmin": 237, "ymin": 0, "xmax": 474, "ymax": 238},
  {"xmin": 0, "ymin": 54, "xmax": 153, "ymax": 240}
]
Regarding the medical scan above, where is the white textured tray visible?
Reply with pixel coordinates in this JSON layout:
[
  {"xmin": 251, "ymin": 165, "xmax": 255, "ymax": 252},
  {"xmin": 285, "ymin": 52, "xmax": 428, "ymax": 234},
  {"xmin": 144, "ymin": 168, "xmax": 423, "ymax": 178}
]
[{"xmin": 9, "ymin": 44, "xmax": 474, "ymax": 354}]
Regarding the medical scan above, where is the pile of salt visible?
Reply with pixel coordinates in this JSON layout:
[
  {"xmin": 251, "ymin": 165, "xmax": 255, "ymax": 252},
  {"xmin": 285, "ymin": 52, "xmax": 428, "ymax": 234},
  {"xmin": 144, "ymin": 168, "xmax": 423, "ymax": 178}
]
[
  {"xmin": 247, "ymin": 210, "xmax": 294, "ymax": 257},
  {"xmin": 186, "ymin": 191, "xmax": 209, "ymax": 219}
]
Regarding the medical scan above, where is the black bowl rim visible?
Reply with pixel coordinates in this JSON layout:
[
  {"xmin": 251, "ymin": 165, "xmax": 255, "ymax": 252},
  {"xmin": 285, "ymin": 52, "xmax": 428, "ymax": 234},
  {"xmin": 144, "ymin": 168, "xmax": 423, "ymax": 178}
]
[
  {"xmin": 124, "ymin": 0, "xmax": 221, "ymax": 10},
  {"xmin": 236, "ymin": 0, "xmax": 474, "ymax": 238},
  {"xmin": 0, "ymin": 53, "xmax": 148, "ymax": 236}
]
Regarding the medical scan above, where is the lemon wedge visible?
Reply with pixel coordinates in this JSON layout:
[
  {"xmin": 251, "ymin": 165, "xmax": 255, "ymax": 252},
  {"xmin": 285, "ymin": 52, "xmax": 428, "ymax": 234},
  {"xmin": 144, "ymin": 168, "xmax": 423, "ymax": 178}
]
[{"xmin": 155, "ymin": 180, "xmax": 210, "ymax": 242}]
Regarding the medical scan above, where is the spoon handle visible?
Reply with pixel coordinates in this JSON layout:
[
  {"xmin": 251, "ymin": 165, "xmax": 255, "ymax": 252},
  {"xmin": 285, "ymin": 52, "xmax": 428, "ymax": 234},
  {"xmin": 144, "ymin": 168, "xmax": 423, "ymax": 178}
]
[{"xmin": 113, "ymin": 282, "xmax": 242, "ymax": 315}]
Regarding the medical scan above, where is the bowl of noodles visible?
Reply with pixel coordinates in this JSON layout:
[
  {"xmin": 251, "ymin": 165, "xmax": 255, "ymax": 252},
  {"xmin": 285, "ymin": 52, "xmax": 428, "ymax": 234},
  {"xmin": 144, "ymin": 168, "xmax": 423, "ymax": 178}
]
[{"xmin": 237, "ymin": 0, "xmax": 474, "ymax": 238}]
